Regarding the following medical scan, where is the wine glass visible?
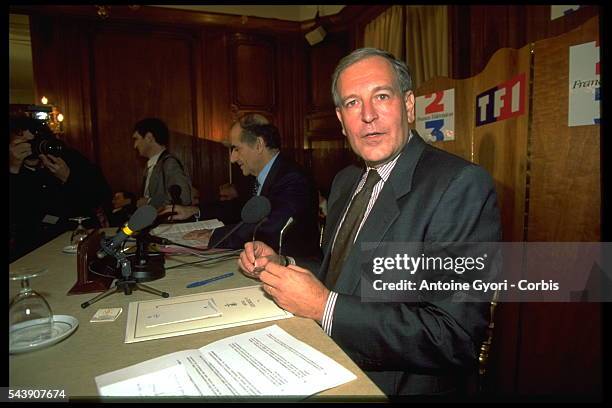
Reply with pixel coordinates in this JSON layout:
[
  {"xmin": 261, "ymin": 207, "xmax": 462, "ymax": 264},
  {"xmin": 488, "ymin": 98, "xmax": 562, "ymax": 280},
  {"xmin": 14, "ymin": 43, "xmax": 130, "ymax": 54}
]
[
  {"xmin": 9, "ymin": 267, "xmax": 54, "ymax": 352},
  {"xmin": 69, "ymin": 216, "xmax": 90, "ymax": 248}
]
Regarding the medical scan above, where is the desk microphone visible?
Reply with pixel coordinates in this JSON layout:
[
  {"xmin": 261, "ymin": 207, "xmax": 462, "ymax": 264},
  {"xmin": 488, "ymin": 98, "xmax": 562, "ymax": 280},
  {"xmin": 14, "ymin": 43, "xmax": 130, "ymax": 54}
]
[
  {"xmin": 208, "ymin": 195, "xmax": 271, "ymax": 250},
  {"xmin": 278, "ymin": 217, "xmax": 294, "ymax": 256},
  {"xmin": 96, "ymin": 205, "xmax": 157, "ymax": 259}
]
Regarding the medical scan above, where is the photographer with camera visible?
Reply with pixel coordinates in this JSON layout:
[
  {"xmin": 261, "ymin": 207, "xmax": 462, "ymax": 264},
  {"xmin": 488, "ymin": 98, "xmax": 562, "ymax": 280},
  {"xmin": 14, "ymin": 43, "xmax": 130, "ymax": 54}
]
[{"xmin": 9, "ymin": 116, "xmax": 112, "ymax": 261}]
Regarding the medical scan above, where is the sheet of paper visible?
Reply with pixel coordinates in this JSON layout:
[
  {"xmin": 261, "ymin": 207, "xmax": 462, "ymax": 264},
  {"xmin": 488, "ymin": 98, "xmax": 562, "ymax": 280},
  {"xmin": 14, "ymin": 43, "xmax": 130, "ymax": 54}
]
[
  {"xmin": 96, "ymin": 325, "xmax": 357, "ymax": 397},
  {"xmin": 125, "ymin": 285, "xmax": 293, "ymax": 343}
]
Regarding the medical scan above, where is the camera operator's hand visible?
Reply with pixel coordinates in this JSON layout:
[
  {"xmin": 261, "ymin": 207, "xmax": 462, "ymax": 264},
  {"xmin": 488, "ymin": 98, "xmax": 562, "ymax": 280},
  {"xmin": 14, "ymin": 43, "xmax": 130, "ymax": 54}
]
[
  {"xmin": 9, "ymin": 135, "xmax": 33, "ymax": 174},
  {"xmin": 40, "ymin": 154, "xmax": 70, "ymax": 183}
]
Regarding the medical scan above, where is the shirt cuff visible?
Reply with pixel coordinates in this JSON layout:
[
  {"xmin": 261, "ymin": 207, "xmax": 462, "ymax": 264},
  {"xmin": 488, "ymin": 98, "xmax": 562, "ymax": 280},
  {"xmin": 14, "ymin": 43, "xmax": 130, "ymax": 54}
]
[{"xmin": 321, "ymin": 291, "xmax": 338, "ymax": 336}]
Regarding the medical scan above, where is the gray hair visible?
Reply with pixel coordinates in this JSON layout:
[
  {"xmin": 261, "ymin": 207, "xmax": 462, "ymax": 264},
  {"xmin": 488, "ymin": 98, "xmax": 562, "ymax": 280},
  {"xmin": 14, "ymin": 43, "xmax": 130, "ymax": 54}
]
[
  {"xmin": 238, "ymin": 113, "xmax": 269, "ymax": 128},
  {"xmin": 331, "ymin": 48, "xmax": 413, "ymax": 108}
]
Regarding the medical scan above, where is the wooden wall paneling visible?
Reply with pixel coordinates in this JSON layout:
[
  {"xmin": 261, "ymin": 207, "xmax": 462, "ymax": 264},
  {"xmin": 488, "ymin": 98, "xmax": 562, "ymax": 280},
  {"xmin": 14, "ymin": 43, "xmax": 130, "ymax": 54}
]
[
  {"xmin": 29, "ymin": 16, "xmax": 96, "ymax": 163},
  {"xmin": 229, "ymin": 33, "xmax": 277, "ymax": 114},
  {"xmin": 91, "ymin": 25, "xmax": 196, "ymax": 197},
  {"xmin": 304, "ymin": 30, "xmax": 351, "ymax": 195},
  {"xmin": 472, "ymin": 46, "xmax": 531, "ymax": 243},
  {"xmin": 413, "ymin": 76, "xmax": 474, "ymax": 162},
  {"xmin": 275, "ymin": 34, "xmax": 307, "ymax": 165},
  {"xmin": 449, "ymin": 5, "xmax": 600, "ymax": 79},
  {"xmin": 525, "ymin": 5, "xmax": 600, "ymax": 49},
  {"xmin": 467, "ymin": 6, "xmax": 526, "ymax": 78},
  {"xmin": 201, "ymin": 28, "xmax": 232, "ymax": 143},
  {"xmin": 516, "ymin": 16, "xmax": 601, "ymax": 396}
]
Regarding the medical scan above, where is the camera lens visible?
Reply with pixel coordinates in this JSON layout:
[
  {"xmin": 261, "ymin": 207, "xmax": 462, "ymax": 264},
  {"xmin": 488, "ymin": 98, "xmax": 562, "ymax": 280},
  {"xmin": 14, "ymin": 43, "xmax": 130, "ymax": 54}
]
[{"xmin": 30, "ymin": 135, "xmax": 65, "ymax": 157}]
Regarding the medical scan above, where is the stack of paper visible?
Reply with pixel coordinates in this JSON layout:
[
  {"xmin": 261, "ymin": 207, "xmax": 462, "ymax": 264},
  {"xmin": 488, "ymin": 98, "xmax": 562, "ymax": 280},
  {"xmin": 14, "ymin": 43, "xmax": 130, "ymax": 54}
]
[
  {"xmin": 95, "ymin": 325, "xmax": 357, "ymax": 397},
  {"xmin": 150, "ymin": 219, "xmax": 224, "ymax": 251}
]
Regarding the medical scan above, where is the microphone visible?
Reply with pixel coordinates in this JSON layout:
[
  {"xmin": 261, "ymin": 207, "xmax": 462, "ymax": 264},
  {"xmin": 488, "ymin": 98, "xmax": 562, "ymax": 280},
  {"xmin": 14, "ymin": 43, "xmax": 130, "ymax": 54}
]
[
  {"xmin": 169, "ymin": 185, "xmax": 182, "ymax": 205},
  {"xmin": 97, "ymin": 205, "xmax": 157, "ymax": 259},
  {"xmin": 209, "ymin": 195, "xmax": 271, "ymax": 250},
  {"xmin": 278, "ymin": 217, "xmax": 294, "ymax": 256}
]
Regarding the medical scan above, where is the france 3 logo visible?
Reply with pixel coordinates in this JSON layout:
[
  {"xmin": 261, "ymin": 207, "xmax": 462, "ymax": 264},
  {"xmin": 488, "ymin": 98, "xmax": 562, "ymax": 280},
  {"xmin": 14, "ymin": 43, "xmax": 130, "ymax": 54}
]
[
  {"xmin": 568, "ymin": 41, "xmax": 600, "ymax": 127},
  {"xmin": 475, "ymin": 73, "xmax": 526, "ymax": 127},
  {"xmin": 415, "ymin": 89, "xmax": 455, "ymax": 142}
]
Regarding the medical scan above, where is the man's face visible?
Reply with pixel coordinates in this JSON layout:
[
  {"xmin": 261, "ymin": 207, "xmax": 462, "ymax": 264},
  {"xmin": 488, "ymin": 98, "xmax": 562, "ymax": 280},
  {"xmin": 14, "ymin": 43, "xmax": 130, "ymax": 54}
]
[
  {"xmin": 112, "ymin": 192, "xmax": 130, "ymax": 209},
  {"xmin": 132, "ymin": 131, "xmax": 152, "ymax": 158},
  {"xmin": 229, "ymin": 124, "xmax": 261, "ymax": 177},
  {"xmin": 335, "ymin": 56, "xmax": 415, "ymax": 167}
]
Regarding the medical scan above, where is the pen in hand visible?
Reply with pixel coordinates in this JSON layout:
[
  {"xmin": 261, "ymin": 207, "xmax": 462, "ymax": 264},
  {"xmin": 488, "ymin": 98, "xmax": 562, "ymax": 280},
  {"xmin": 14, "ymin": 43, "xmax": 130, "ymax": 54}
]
[{"xmin": 186, "ymin": 272, "xmax": 234, "ymax": 289}]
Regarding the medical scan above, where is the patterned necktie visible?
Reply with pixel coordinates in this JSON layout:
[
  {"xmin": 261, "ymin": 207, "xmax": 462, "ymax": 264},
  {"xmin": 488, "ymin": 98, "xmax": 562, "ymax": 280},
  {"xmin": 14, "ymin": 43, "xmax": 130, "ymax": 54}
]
[
  {"xmin": 325, "ymin": 169, "xmax": 381, "ymax": 288},
  {"xmin": 253, "ymin": 179, "xmax": 260, "ymax": 196}
]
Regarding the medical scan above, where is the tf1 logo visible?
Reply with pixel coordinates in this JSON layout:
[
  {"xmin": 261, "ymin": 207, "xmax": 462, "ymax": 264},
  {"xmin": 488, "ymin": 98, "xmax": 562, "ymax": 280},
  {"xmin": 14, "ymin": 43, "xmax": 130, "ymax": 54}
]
[{"xmin": 475, "ymin": 73, "xmax": 526, "ymax": 127}]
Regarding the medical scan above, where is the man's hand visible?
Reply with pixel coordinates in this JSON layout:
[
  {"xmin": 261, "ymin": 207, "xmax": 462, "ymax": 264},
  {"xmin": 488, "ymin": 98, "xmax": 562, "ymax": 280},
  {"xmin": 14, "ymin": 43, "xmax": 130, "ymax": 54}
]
[
  {"xmin": 183, "ymin": 228, "xmax": 212, "ymax": 246},
  {"xmin": 158, "ymin": 204, "xmax": 198, "ymax": 221},
  {"xmin": 260, "ymin": 262, "xmax": 329, "ymax": 323},
  {"xmin": 39, "ymin": 154, "xmax": 70, "ymax": 183},
  {"xmin": 238, "ymin": 241, "xmax": 285, "ymax": 279},
  {"xmin": 9, "ymin": 136, "xmax": 32, "ymax": 173},
  {"xmin": 219, "ymin": 183, "xmax": 238, "ymax": 201}
]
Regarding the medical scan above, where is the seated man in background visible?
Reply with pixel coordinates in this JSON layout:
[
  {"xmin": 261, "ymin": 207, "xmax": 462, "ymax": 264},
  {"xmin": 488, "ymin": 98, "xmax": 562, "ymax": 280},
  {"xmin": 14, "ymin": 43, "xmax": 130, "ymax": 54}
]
[
  {"xmin": 195, "ymin": 113, "xmax": 270, "ymax": 225},
  {"xmin": 160, "ymin": 117, "xmax": 321, "ymax": 258},
  {"xmin": 132, "ymin": 117, "xmax": 192, "ymax": 209},
  {"xmin": 108, "ymin": 190, "xmax": 136, "ymax": 227},
  {"xmin": 9, "ymin": 116, "xmax": 112, "ymax": 261}
]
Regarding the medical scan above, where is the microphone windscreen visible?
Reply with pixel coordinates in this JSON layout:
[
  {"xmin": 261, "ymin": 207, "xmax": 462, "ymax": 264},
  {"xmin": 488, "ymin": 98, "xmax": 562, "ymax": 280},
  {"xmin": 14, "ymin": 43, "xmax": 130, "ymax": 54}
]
[
  {"xmin": 127, "ymin": 205, "xmax": 158, "ymax": 231},
  {"xmin": 241, "ymin": 196, "xmax": 271, "ymax": 224}
]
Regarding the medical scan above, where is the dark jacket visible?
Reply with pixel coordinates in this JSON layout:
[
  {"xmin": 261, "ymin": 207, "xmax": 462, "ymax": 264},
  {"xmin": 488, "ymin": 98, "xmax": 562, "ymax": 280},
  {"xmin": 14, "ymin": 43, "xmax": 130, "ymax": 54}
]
[
  {"xmin": 9, "ymin": 148, "xmax": 111, "ymax": 261},
  {"xmin": 209, "ymin": 154, "xmax": 321, "ymax": 258},
  {"xmin": 317, "ymin": 133, "xmax": 502, "ymax": 396}
]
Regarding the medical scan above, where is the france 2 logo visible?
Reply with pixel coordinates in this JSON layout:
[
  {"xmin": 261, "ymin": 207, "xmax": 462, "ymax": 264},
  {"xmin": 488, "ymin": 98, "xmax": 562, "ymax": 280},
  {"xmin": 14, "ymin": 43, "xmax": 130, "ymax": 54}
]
[
  {"xmin": 415, "ymin": 89, "xmax": 455, "ymax": 142},
  {"xmin": 475, "ymin": 73, "xmax": 526, "ymax": 127}
]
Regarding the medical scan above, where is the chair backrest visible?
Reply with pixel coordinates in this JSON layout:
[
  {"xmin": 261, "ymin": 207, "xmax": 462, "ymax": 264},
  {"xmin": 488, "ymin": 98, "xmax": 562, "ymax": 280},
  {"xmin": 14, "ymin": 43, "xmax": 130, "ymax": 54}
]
[{"xmin": 477, "ymin": 289, "xmax": 500, "ymax": 390}]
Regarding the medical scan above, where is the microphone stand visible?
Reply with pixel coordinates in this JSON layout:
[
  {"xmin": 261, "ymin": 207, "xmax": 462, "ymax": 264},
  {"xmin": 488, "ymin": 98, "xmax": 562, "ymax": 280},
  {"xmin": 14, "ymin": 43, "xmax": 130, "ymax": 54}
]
[{"xmin": 81, "ymin": 234, "xmax": 169, "ymax": 309}]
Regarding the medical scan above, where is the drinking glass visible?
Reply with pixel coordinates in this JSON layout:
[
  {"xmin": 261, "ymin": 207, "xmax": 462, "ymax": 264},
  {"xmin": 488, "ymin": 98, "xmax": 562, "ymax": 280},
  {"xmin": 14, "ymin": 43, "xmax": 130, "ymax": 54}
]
[
  {"xmin": 9, "ymin": 267, "xmax": 54, "ymax": 351},
  {"xmin": 69, "ymin": 216, "xmax": 90, "ymax": 247}
]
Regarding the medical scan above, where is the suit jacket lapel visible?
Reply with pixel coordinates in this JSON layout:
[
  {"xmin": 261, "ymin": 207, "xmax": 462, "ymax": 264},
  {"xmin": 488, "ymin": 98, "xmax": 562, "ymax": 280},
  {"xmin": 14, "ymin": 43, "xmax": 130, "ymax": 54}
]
[{"xmin": 332, "ymin": 131, "xmax": 427, "ymax": 294}]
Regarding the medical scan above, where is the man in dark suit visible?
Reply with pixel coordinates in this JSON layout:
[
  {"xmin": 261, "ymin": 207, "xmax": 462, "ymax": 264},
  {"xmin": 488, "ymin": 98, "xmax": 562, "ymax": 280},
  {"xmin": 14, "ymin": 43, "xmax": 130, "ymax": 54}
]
[
  {"xmin": 161, "ymin": 119, "xmax": 320, "ymax": 258},
  {"xmin": 237, "ymin": 48, "xmax": 501, "ymax": 397}
]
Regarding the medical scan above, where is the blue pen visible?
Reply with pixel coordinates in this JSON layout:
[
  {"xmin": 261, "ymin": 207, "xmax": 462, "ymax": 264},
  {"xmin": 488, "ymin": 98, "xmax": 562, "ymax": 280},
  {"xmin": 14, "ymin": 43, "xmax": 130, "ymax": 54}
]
[{"xmin": 186, "ymin": 272, "xmax": 234, "ymax": 288}]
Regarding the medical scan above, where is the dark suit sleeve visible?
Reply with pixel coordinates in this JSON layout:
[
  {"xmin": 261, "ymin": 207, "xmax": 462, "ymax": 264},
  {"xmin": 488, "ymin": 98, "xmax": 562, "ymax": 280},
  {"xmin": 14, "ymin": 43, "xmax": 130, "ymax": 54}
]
[
  {"xmin": 209, "ymin": 170, "xmax": 311, "ymax": 250},
  {"xmin": 161, "ymin": 156, "xmax": 192, "ymax": 206},
  {"xmin": 331, "ymin": 165, "xmax": 501, "ymax": 372}
]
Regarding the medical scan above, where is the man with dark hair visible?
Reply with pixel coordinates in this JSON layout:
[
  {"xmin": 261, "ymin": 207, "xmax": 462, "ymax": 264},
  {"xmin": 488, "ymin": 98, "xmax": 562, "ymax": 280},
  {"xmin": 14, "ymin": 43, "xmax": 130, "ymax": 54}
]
[
  {"xmin": 161, "ymin": 116, "xmax": 320, "ymax": 258},
  {"xmin": 132, "ymin": 117, "xmax": 191, "ymax": 208},
  {"xmin": 9, "ymin": 116, "xmax": 111, "ymax": 261},
  {"xmin": 108, "ymin": 190, "xmax": 136, "ymax": 227},
  {"xmin": 237, "ymin": 48, "xmax": 502, "ymax": 397}
]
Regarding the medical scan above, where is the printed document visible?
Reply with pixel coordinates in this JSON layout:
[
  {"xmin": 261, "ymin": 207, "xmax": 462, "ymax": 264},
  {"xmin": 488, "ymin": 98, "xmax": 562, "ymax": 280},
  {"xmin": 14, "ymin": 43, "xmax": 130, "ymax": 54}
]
[
  {"xmin": 125, "ymin": 285, "xmax": 293, "ymax": 343},
  {"xmin": 96, "ymin": 325, "xmax": 357, "ymax": 397},
  {"xmin": 151, "ymin": 219, "xmax": 224, "ymax": 249}
]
